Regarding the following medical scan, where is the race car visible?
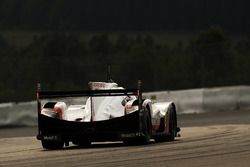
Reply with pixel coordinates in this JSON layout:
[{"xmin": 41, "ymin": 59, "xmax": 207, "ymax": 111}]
[{"xmin": 36, "ymin": 81, "xmax": 180, "ymax": 149}]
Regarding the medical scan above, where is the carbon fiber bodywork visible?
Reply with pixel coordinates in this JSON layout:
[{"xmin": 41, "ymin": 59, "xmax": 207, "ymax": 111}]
[{"xmin": 37, "ymin": 109, "xmax": 144, "ymax": 142}]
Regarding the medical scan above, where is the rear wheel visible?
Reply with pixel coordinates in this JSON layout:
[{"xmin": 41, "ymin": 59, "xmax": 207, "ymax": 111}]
[
  {"xmin": 41, "ymin": 140, "xmax": 64, "ymax": 150},
  {"xmin": 123, "ymin": 108, "xmax": 152, "ymax": 145},
  {"xmin": 140, "ymin": 109, "xmax": 152, "ymax": 144},
  {"xmin": 139, "ymin": 108, "xmax": 152, "ymax": 144}
]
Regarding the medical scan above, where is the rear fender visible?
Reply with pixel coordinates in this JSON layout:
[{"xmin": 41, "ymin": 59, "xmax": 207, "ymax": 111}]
[
  {"xmin": 143, "ymin": 99, "xmax": 153, "ymax": 117},
  {"xmin": 154, "ymin": 102, "xmax": 175, "ymax": 117}
]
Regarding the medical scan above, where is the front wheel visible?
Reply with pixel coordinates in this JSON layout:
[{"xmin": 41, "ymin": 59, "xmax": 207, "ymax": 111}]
[
  {"xmin": 166, "ymin": 106, "xmax": 177, "ymax": 141},
  {"xmin": 155, "ymin": 105, "xmax": 177, "ymax": 142}
]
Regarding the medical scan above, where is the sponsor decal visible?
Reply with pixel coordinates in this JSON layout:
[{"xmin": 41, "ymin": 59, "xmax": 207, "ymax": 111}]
[
  {"xmin": 121, "ymin": 132, "xmax": 144, "ymax": 138},
  {"xmin": 43, "ymin": 135, "xmax": 60, "ymax": 141}
]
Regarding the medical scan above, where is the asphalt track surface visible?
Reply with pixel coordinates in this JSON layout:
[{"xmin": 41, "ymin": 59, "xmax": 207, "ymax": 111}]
[{"xmin": 0, "ymin": 110, "xmax": 250, "ymax": 167}]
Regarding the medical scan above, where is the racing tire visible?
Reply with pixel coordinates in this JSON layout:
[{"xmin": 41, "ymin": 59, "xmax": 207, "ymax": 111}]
[
  {"xmin": 41, "ymin": 140, "xmax": 64, "ymax": 150},
  {"xmin": 166, "ymin": 106, "xmax": 177, "ymax": 141},
  {"xmin": 141, "ymin": 108, "xmax": 152, "ymax": 144},
  {"xmin": 125, "ymin": 108, "xmax": 152, "ymax": 145},
  {"xmin": 155, "ymin": 105, "xmax": 177, "ymax": 142}
]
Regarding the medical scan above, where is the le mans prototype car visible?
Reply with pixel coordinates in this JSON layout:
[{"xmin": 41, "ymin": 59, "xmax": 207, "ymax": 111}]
[{"xmin": 36, "ymin": 81, "xmax": 180, "ymax": 149}]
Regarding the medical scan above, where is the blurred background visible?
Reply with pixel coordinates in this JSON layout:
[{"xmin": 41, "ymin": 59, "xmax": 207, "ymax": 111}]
[{"xmin": 0, "ymin": 0, "xmax": 250, "ymax": 103}]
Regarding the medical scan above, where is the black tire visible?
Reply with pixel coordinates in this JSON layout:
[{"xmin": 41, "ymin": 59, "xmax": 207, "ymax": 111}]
[
  {"xmin": 155, "ymin": 105, "xmax": 177, "ymax": 142},
  {"xmin": 166, "ymin": 106, "xmax": 177, "ymax": 141},
  {"xmin": 138, "ymin": 108, "xmax": 152, "ymax": 144},
  {"xmin": 42, "ymin": 140, "xmax": 64, "ymax": 150},
  {"xmin": 123, "ymin": 108, "xmax": 152, "ymax": 145}
]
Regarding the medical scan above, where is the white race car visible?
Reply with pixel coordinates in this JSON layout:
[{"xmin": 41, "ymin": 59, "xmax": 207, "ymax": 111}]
[{"xmin": 37, "ymin": 81, "xmax": 180, "ymax": 149}]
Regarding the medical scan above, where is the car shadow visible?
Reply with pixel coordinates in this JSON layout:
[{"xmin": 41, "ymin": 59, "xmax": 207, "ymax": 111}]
[{"xmin": 42, "ymin": 139, "xmax": 180, "ymax": 151}]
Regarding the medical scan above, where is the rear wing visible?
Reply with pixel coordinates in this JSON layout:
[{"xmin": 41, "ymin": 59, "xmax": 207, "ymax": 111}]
[
  {"xmin": 37, "ymin": 81, "xmax": 142, "ymax": 99},
  {"xmin": 38, "ymin": 88, "xmax": 138, "ymax": 99},
  {"xmin": 36, "ymin": 80, "xmax": 143, "ymax": 115}
]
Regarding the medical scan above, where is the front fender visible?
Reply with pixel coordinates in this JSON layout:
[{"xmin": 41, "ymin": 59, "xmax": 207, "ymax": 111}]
[{"xmin": 152, "ymin": 102, "xmax": 175, "ymax": 118}]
